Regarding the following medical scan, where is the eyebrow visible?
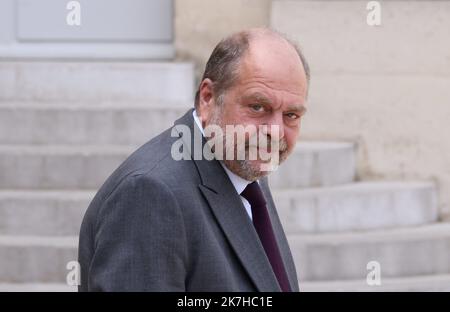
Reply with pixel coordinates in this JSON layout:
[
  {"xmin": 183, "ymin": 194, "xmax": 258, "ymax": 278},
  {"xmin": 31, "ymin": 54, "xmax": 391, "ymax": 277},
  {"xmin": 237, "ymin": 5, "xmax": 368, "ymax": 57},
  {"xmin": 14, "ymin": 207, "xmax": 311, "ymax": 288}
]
[
  {"xmin": 243, "ymin": 92, "xmax": 307, "ymax": 115},
  {"xmin": 243, "ymin": 92, "xmax": 272, "ymax": 105},
  {"xmin": 287, "ymin": 105, "xmax": 307, "ymax": 115}
]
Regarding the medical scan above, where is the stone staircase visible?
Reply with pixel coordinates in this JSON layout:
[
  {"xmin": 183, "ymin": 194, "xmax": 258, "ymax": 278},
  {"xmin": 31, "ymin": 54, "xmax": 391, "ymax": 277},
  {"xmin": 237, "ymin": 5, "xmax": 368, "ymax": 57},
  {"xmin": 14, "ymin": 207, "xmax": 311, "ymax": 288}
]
[
  {"xmin": 276, "ymin": 151, "xmax": 450, "ymax": 291},
  {"xmin": 1, "ymin": 61, "xmax": 449, "ymax": 292},
  {"xmin": 0, "ymin": 61, "xmax": 194, "ymax": 291}
]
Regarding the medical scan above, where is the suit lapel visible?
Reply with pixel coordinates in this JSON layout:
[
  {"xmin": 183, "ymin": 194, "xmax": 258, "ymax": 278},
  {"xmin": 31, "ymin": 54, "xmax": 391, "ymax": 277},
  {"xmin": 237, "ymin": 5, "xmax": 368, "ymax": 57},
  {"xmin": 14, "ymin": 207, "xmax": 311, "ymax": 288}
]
[
  {"xmin": 173, "ymin": 110, "xmax": 281, "ymax": 291},
  {"xmin": 198, "ymin": 182, "xmax": 281, "ymax": 292}
]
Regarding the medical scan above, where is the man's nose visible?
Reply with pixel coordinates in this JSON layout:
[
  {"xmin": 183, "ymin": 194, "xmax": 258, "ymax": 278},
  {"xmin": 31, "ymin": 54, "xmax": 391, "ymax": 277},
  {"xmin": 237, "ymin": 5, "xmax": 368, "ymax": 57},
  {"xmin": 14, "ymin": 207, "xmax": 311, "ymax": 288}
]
[{"xmin": 263, "ymin": 114, "xmax": 285, "ymax": 140}]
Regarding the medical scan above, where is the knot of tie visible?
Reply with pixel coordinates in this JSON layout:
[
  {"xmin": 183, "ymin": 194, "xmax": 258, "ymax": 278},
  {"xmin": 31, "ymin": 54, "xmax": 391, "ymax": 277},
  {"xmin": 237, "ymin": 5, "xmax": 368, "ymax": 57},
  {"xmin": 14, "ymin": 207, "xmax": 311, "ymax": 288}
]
[{"xmin": 240, "ymin": 181, "xmax": 266, "ymax": 207}]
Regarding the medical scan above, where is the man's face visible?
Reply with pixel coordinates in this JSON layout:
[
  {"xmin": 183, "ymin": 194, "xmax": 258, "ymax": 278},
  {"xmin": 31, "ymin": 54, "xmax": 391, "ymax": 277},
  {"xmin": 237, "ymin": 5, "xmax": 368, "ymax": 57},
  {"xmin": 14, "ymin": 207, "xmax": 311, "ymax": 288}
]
[{"xmin": 200, "ymin": 37, "xmax": 308, "ymax": 181}]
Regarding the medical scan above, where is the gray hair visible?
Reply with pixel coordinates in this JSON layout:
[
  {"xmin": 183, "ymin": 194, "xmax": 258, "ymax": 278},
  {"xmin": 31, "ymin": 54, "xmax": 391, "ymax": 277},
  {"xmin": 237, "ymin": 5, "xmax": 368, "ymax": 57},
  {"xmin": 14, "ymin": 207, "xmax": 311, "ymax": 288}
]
[{"xmin": 194, "ymin": 28, "xmax": 310, "ymax": 109}]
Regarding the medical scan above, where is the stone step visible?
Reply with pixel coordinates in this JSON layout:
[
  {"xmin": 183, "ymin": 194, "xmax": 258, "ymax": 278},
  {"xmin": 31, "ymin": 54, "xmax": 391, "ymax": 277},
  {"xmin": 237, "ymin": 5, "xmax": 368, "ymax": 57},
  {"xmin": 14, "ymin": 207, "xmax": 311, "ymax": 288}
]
[
  {"xmin": 0, "ymin": 235, "xmax": 77, "ymax": 283},
  {"xmin": 0, "ymin": 181, "xmax": 435, "ymax": 237},
  {"xmin": 0, "ymin": 190, "xmax": 93, "ymax": 236},
  {"xmin": 276, "ymin": 181, "xmax": 438, "ymax": 233},
  {"xmin": 2, "ymin": 224, "xmax": 450, "ymax": 284},
  {"xmin": 269, "ymin": 141, "xmax": 355, "ymax": 189},
  {"xmin": 0, "ymin": 142, "xmax": 355, "ymax": 190},
  {"xmin": 288, "ymin": 223, "xmax": 450, "ymax": 282},
  {"xmin": 0, "ymin": 283, "xmax": 77, "ymax": 292},
  {"xmin": 0, "ymin": 62, "xmax": 195, "ymax": 102},
  {"xmin": 299, "ymin": 274, "xmax": 450, "ymax": 292},
  {"xmin": 0, "ymin": 145, "xmax": 133, "ymax": 190},
  {"xmin": 0, "ymin": 103, "xmax": 189, "ymax": 145},
  {"xmin": 4, "ymin": 274, "xmax": 450, "ymax": 291}
]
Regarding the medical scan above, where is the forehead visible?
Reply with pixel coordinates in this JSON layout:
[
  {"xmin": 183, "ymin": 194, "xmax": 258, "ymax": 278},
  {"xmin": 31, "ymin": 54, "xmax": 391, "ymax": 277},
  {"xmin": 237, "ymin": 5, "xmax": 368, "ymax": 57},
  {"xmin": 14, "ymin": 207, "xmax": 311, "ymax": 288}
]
[{"xmin": 236, "ymin": 37, "xmax": 308, "ymax": 102}]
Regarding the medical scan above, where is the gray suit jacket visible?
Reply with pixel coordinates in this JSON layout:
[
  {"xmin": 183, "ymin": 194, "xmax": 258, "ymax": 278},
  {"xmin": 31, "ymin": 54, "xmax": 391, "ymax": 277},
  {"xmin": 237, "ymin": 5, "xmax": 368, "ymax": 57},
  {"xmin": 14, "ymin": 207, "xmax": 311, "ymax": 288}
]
[{"xmin": 78, "ymin": 109, "xmax": 299, "ymax": 291}]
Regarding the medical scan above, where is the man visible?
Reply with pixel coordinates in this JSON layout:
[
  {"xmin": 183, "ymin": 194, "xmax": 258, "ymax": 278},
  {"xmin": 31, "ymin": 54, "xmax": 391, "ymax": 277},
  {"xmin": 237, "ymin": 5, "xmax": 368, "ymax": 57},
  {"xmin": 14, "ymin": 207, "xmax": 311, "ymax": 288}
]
[{"xmin": 78, "ymin": 28, "xmax": 310, "ymax": 291}]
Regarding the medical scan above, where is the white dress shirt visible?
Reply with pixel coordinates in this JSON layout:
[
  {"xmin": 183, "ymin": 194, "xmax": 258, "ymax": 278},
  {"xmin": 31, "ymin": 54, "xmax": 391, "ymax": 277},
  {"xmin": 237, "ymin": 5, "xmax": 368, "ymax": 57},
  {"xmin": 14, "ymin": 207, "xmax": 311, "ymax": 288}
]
[{"xmin": 192, "ymin": 109, "xmax": 253, "ymax": 220}]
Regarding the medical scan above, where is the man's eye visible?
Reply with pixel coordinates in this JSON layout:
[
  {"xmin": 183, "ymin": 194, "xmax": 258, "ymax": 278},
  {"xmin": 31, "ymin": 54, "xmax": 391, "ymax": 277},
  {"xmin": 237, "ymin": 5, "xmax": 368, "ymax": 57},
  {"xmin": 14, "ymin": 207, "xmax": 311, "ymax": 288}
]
[
  {"xmin": 285, "ymin": 113, "xmax": 300, "ymax": 120},
  {"xmin": 250, "ymin": 104, "xmax": 264, "ymax": 112}
]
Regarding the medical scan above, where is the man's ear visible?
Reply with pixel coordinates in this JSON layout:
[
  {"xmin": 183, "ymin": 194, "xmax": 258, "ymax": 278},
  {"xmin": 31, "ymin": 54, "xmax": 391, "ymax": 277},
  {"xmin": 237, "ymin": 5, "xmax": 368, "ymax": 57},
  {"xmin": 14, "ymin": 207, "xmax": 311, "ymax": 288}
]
[{"xmin": 198, "ymin": 78, "xmax": 215, "ymax": 125}]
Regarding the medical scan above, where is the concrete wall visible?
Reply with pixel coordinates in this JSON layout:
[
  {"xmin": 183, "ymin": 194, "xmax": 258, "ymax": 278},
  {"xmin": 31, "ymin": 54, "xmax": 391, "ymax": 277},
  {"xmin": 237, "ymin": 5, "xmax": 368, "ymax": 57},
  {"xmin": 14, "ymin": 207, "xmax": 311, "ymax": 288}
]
[
  {"xmin": 175, "ymin": 0, "xmax": 271, "ymax": 81},
  {"xmin": 175, "ymin": 0, "xmax": 450, "ymax": 220}
]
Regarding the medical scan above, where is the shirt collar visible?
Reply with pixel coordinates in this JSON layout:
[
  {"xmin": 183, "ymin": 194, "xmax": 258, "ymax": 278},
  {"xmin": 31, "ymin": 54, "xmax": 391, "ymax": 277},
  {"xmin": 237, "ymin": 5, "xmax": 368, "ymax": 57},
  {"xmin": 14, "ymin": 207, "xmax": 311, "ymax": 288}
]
[
  {"xmin": 192, "ymin": 109, "xmax": 252, "ymax": 194},
  {"xmin": 192, "ymin": 109, "xmax": 205, "ymax": 136}
]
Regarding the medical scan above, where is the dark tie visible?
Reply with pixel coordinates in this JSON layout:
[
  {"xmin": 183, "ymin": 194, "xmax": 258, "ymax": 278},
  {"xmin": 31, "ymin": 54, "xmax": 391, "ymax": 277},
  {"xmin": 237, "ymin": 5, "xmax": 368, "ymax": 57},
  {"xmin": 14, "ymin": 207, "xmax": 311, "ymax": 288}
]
[{"xmin": 241, "ymin": 181, "xmax": 291, "ymax": 292}]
